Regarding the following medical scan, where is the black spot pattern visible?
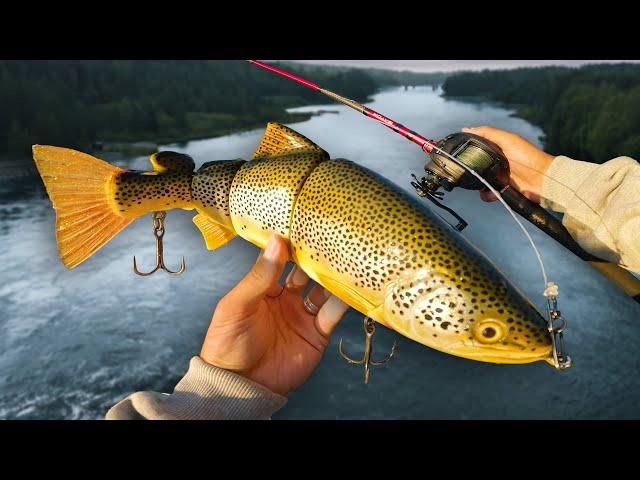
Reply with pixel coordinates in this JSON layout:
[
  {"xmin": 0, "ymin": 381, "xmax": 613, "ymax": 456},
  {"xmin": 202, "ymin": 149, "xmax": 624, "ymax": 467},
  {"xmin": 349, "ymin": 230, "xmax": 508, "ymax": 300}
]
[
  {"xmin": 229, "ymin": 151, "xmax": 325, "ymax": 238},
  {"xmin": 290, "ymin": 159, "xmax": 550, "ymax": 354},
  {"xmin": 192, "ymin": 159, "xmax": 245, "ymax": 225},
  {"xmin": 113, "ymin": 138, "xmax": 551, "ymax": 361},
  {"xmin": 113, "ymin": 151, "xmax": 193, "ymax": 218}
]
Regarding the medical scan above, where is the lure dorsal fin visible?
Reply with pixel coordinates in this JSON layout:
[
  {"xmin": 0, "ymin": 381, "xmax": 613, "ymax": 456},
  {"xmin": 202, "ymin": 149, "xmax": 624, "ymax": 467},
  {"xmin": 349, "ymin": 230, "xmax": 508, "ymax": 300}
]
[
  {"xmin": 193, "ymin": 212, "xmax": 236, "ymax": 250},
  {"xmin": 252, "ymin": 122, "xmax": 329, "ymax": 160},
  {"xmin": 150, "ymin": 151, "xmax": 195, "ymax": 173}
]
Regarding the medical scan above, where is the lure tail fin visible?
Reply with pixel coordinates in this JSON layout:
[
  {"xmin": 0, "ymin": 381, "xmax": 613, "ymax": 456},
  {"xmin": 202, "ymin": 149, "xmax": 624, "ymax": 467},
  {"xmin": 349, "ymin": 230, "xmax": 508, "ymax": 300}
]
[{"xmin": 32, "ymin": 145, "xmax": 133, "ymax": 269}]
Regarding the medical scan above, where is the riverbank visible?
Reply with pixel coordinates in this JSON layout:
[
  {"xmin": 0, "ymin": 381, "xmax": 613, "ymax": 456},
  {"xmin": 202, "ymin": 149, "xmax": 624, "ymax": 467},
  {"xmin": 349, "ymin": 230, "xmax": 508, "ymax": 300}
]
[
  {"xmin": 29, "ymin": 106, "xmax": 342, "ymax": 159},
  {"xmin": 95, "ymin": 110, "xmax": 317, "ymax": 156},
  {"xmin": 0, "ymin": 110, "xmax": 317, "ymax": 162},
  {"xmin": 443, "ymin": 94, "xmax": 543, "ymax": 138},
  {"xmin": 1, "ymin": 60, "xmax": 400, "ymax": 160}
]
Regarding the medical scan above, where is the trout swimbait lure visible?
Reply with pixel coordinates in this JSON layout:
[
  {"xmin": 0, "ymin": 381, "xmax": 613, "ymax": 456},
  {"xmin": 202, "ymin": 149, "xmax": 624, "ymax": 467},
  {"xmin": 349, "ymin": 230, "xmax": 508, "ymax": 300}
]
[{"xmin": 33, "ymin": 123, "xmax": 553, "ymax": 365}]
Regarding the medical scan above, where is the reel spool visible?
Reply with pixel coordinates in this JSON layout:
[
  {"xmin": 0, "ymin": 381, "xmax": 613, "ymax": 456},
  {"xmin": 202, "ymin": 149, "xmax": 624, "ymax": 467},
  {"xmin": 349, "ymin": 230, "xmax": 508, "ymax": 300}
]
[
  {"xmin": 411, "ymin": 132, "xmax": 509, "ymax": 231},
  {"xmin": 422, "ymin": 132, "xmax": 508, "ymax": 193}
]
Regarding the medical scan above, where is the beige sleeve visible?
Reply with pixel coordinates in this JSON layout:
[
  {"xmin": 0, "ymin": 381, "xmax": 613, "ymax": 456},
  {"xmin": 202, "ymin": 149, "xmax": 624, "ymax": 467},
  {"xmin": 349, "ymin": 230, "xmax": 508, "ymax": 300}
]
[
  {"xmin": 105, "ymin": 356, "xmax": 287, "ymax": 420},
  {"xmin": 540, "ymin": 155, "xmax": 640, "ymax": 273}
]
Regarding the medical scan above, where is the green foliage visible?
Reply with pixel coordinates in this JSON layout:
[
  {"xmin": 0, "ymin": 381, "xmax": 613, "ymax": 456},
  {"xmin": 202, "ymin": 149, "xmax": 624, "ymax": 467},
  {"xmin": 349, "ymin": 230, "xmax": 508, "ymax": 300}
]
[
  {"xmin": 279, "ymin": 61, "xmax": 448, "ymax": 86},
  {"xmin": 442, "ymin": 64, "xmax": 640, "ymax": 163},
  {"xmin": 0, "ymin": 60, "xmax": 384, "ymax": 158}
]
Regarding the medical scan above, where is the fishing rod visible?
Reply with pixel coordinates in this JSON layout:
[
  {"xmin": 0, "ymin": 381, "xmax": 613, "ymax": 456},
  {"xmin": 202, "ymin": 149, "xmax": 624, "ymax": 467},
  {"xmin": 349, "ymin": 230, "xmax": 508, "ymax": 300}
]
[{"xmin": 248, "ymin": 60, "xmax": 640, "ymax": 307}]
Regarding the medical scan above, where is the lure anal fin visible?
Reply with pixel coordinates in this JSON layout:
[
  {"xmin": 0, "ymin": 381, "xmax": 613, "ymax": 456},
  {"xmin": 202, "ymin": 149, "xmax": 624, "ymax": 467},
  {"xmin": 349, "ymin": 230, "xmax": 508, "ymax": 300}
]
[{"xmin": 193, "ymin": 213, "xmax": 236, "ymax": 250}]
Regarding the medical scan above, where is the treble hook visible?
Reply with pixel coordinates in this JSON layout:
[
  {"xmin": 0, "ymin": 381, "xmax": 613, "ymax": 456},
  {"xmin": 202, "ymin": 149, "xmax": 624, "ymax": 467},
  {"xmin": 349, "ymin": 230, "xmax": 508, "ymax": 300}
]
[
  {"xmin": 133, "ymin": 211, "xmax": 186, "ymax": 276},
  {"xmin": 338, "ymin": 317, "xmax": 397, "ymax": 384}
]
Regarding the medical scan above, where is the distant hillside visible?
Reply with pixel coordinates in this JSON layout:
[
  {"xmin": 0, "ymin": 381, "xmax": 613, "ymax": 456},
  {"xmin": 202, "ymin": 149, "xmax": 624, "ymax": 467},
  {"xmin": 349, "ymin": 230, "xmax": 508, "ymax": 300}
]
[
  {"xmin": 0, "ymin": 60, "xmax": 381, "ymax": 159},
  {"xmin": 285, "ymin": 61, "xmax": 449, "ymax": 86},
  {"xmin": 442, "ymin": 63, "xmax": 640, "ymax": 163}
]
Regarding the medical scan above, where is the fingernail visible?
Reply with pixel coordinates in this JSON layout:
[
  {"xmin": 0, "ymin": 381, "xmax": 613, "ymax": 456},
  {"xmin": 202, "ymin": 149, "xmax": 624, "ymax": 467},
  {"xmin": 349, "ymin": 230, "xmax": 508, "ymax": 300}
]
[
  {"xmin": 322, "ymin": 288, "xmax": 332, "ymax": 300},
  {"xmin": 288, "ymin": 265, "xmax": 308, "ymax": 287},
  {"xmin": 264, "ymin": 235, "xmax": 279, "ymax": 261}
]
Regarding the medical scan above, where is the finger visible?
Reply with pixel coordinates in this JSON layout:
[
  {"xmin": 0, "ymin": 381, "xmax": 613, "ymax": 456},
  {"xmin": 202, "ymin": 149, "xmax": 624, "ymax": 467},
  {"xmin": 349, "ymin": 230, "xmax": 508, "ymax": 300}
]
[
  {"xmin": 285, "ymin": 264, "xmax": 311, "ymax": 292},
  {"xmin": 463, "ymin": 125, "xmax": 498, "ymax": 137},
  {"xmin": 305, "ymin": 284, "xmax": 331, "ymax": 311},
  {"xmin": 315, "ymin": 294, "xmax": 350, "ymax": 337},
  {"xmin": 463, "ymin": 126, "xmax": 499, "ymax": 143},
  {"xmin": 227, "ymin": 235, "xmax": 288, "ymax": 308},
  {"xmin": 462, "ymin": 125, "xmax": 508, "ymax": 145}
]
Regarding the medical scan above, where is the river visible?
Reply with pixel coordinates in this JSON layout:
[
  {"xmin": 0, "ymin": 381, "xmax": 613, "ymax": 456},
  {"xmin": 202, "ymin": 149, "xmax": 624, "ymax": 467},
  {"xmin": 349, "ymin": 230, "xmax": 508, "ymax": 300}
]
[{"xmin": 1, "ymin": 86, "xmax": 639, "ymax": 419}]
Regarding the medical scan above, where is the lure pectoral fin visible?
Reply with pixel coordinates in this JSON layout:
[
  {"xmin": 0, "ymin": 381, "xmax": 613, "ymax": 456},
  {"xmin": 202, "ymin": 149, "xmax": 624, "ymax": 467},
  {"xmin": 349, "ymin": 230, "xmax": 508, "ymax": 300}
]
[{"xmin": 313, "ymin": 270, "xmax": 377, "ymax": 319}]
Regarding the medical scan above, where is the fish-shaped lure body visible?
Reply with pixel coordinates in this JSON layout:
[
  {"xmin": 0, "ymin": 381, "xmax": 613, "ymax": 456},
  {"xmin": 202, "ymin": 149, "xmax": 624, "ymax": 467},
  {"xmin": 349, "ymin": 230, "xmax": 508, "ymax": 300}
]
[{"xmin": 33, "ymin": 123, "xmax": 552, "ymax": 365}]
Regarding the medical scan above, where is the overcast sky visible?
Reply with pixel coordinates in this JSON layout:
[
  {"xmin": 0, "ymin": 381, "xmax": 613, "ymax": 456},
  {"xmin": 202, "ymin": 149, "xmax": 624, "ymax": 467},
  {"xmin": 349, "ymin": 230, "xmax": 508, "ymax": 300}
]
[{"xmin": 290, "ymin": 60, "xmax": 640, "ymax": 73}]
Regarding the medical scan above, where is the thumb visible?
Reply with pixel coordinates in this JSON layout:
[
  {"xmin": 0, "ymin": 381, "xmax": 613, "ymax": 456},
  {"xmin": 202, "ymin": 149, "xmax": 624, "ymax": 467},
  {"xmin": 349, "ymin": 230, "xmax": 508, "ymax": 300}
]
[
  {"xmin": 463, "ymin": 125, "xmax": 498, "ymax": 139},
  {"xmin": 227, "ymin": 235, "xmax": 289, "ymax": 308},
  {"xmin": 462, "ymin": 126, "xmax": 512, "ymax": 148}
]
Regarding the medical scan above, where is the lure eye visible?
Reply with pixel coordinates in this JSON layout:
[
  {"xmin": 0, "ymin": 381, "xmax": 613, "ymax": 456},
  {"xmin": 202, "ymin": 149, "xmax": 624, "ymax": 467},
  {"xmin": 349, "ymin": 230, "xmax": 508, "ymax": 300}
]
[
  {"xmin": 473, "ymin": 320, "xmax": 505, "ymax": 344},
  {"xmin": 482, "ymin": 327, "xmax": 496, "ymax": 338}
]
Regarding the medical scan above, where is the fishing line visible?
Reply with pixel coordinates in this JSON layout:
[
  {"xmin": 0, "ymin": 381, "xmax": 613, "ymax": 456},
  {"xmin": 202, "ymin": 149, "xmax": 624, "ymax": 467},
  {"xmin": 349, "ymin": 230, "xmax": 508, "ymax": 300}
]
[{"xmin": 429, "ymin": 143, "xmax": 550, "ymax": 288}]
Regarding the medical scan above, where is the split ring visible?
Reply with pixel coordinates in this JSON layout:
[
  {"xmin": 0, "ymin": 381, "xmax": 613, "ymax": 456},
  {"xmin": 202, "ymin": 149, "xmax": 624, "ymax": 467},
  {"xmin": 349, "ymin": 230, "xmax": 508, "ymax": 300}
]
[{"xmin": 303, "ymin": 295, "xmax": 320, "ymax": 316}]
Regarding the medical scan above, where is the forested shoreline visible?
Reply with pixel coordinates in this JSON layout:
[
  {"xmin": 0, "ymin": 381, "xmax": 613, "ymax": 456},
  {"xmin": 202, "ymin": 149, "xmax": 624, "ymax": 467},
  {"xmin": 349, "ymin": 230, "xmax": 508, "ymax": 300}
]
[
  {"xmin": 6, "ymin": 61, "xmax": 638, "ymax": 164},
  {"xmin": 0, "ymin": 60, "xmax": 443, "ymax": 160},
  {"xmin": 442, "ymin": 63, "xmax": 640, "ymax": 163}
]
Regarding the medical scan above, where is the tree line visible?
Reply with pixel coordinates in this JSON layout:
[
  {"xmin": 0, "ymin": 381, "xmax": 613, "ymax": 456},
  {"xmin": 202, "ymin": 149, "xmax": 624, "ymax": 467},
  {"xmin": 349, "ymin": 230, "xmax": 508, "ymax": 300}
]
[
  {"xmin": 0, "ymin": 60, "xmax": 382, "ymax": 159},
  {"xmin": 442, "ymin": 63, "xmax": 640, "ymax": 163}
]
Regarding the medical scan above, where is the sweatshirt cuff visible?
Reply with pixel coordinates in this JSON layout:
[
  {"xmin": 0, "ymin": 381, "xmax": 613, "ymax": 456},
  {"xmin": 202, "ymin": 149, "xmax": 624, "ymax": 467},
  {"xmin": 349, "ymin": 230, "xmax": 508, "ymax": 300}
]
[
  {"xmin": 540, "ymin": 155, "xmax": 599, "ymax": 212},
  {"xmin": 162, "ymin": 356, "xmax": 287, "ymax": 420}
]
